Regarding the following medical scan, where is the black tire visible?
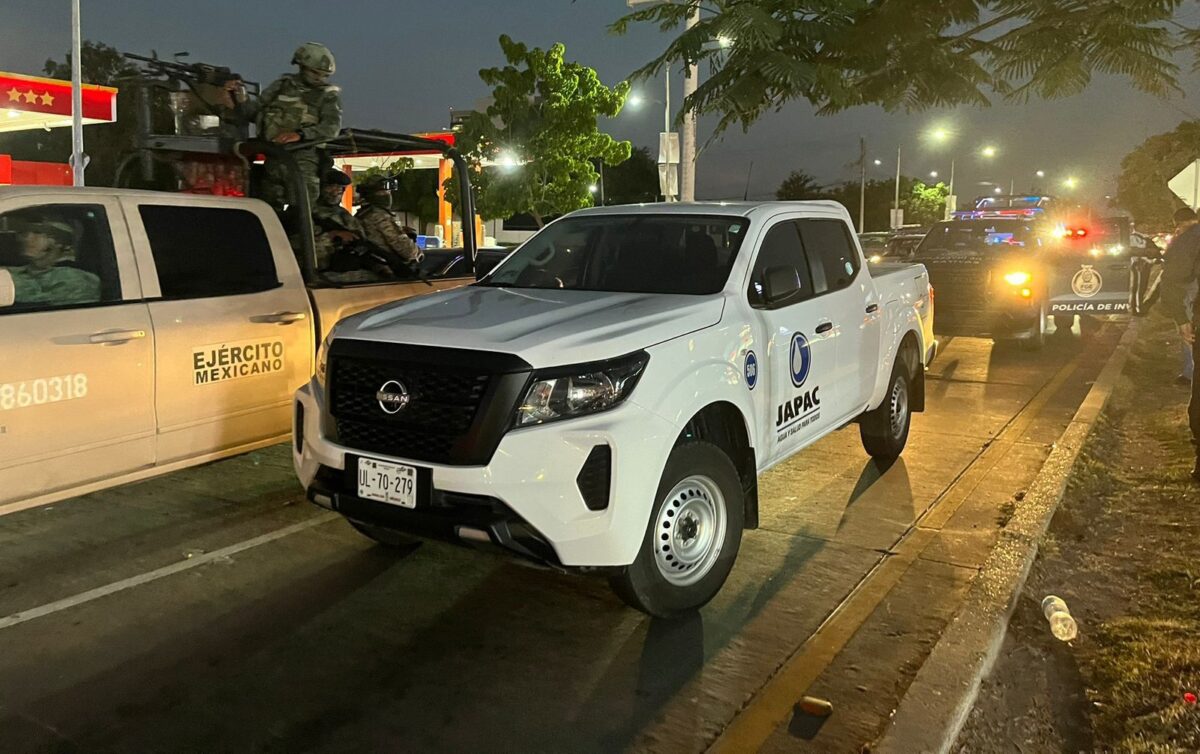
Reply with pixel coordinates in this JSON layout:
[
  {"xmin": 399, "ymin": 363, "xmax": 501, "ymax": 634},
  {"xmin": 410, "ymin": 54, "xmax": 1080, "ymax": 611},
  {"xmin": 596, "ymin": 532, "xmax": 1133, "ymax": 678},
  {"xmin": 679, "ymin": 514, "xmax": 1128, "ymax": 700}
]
[
  {"xmin": 348, "ymin": 519, "xmax": 422, "ymax": 551},
  {"xmin": 859, "ymin": 355, "xmax": 913, "ymax": 460},
  {"xmin": 610, "ymin": 442, "xmax": 745, "ymax": 618}
]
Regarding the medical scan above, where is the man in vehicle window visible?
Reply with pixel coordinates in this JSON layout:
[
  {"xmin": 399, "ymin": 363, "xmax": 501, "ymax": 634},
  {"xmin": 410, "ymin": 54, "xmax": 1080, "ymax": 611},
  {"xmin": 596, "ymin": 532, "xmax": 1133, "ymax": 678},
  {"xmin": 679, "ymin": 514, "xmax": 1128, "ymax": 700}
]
[
  {"xmin": 356, "ymin": 175, "xmax": 423, "ymax": 271},
  {"xmin": 3, "ymin": 220, "xmax": 99, "ymax": 306},
  {"xmin": 1160, "ymin": 205, "xmax": 1200, "ymax": 481},
  {"xmin": 255, "ymin": 42, "xmax": 343, "ymax": 211}
]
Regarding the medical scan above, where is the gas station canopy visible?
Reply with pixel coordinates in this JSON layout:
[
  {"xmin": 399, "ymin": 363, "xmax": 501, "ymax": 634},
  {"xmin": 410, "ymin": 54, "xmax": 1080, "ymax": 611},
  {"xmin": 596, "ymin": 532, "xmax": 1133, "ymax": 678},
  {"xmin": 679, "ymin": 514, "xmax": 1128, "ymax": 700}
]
[{"xmin": 0, "ymin": 71, "xmax": 117, "ymax": 134}]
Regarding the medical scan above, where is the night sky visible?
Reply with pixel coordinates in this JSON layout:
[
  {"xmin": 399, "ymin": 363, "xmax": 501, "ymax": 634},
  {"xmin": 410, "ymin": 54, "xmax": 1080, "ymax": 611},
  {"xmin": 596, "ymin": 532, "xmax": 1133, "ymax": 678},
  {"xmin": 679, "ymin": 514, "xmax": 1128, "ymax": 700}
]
[{"xmin": 4, "ymin": 0, "xmax": 1200, "ymax": 206}]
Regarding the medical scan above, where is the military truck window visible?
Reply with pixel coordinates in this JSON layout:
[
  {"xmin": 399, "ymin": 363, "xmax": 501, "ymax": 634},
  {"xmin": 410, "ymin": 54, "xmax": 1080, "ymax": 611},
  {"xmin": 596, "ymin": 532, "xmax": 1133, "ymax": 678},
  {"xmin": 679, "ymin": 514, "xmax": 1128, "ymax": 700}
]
[
  {"xmin": 0, "ymin": 204, "xmax": 121, "ymax": 315},
  {"xmin": 799, "ymin": 219, "xmax": 860, "ymax": 295},
  {"xmin": 747, "ymin": 221, "xmax": 815, "ymax": 309},
  {"xmin": 139, "ymin": 205, "xmax": 279, "ymax": 299}
]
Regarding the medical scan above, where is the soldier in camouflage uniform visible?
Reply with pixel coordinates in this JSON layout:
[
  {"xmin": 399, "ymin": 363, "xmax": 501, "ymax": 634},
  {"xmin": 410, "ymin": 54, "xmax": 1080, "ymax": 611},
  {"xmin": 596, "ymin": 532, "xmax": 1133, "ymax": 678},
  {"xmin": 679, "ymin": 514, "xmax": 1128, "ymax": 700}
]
[
  {"xmin": 312, "ymin": 169, "xmax": 366, "ymax": 270},
  {"xmin": 5, "ymin": 220, "xmax": 100, "ymax": 306},
  {"xmin": 356, "ymin": 175, "xmax": 423, "ymax": 271},
  {"xmin": 256, "ymin": 42, "xmax": 342, "ymax": 211}
]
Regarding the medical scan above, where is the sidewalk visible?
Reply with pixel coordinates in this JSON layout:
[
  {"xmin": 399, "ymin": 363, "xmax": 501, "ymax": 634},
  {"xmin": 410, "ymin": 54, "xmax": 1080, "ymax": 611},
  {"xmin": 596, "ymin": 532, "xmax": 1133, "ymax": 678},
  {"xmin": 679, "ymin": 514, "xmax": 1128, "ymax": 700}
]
[{"xmin": 955, "ymin": 314, "xmax": 1200, "ymax": 752}]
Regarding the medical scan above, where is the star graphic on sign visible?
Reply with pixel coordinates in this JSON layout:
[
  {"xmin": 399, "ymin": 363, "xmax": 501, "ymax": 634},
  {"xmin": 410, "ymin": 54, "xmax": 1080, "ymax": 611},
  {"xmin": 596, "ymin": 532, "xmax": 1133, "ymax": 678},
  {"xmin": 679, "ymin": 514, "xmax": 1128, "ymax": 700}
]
[
  {"xmin": 6, "ymin": 87, "xmax": 21, "ymax": 102},
  {"xmin": 39, "ymin": 92, "xmax": 54, "ymax": 106},
  {"xmin": 23, "ymin": 90, "xmax": 38, "ymax": 104}
]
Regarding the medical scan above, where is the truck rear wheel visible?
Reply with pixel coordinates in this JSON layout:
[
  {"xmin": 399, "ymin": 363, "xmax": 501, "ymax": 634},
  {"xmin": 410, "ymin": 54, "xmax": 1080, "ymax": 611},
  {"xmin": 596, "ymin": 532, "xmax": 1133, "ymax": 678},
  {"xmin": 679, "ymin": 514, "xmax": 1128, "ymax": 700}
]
[
  {"xmin": 1020, "ymin": 307, "xmax": 1047, "ymax": 351},
  {"xmin": 859, "ymin": 356, "xmax": 912, "ymax": 460},
  {"xmin": 610, "ymin": 442, "xmax": 744, "ymax": 618}
]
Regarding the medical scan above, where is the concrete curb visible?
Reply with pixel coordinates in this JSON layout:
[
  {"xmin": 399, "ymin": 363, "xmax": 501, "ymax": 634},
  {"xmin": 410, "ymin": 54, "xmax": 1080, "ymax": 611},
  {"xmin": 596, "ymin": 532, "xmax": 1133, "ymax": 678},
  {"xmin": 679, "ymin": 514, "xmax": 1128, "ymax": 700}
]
[{"xmin": 873, "ymin": 322, "xmax": 1141, "ymax": 754}]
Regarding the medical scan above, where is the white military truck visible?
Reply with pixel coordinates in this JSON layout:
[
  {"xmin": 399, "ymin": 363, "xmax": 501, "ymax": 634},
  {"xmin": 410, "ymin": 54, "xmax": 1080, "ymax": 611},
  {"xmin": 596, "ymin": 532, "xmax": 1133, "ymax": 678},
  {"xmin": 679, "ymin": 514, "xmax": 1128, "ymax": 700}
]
[
  {"xmin": 294, "ymin": 202, "xmax": 936, "ymax": 616},
  {"xmin": 0, "ymin": 186, "xmax": 471, "ymax": 514}
]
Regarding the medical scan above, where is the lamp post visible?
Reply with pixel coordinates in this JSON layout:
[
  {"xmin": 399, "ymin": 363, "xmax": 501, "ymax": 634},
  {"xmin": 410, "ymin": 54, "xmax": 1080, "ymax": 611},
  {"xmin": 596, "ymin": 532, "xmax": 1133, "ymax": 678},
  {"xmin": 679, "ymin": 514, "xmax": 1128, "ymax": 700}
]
[{"xmin": 70, "ymin": 0, "xmax": 86, "ymax": 187}]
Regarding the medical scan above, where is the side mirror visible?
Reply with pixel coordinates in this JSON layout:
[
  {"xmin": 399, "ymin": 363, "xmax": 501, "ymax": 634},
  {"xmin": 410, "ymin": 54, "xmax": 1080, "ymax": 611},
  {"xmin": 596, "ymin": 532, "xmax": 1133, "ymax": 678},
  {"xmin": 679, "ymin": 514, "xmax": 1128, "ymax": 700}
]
[
  {"xmin": 0, "ymin": 269, "xmax": 14, "ymax": 308},
  {"xmin": 762, "ymin": 265, "xmax": 802, "ymax": 307}
]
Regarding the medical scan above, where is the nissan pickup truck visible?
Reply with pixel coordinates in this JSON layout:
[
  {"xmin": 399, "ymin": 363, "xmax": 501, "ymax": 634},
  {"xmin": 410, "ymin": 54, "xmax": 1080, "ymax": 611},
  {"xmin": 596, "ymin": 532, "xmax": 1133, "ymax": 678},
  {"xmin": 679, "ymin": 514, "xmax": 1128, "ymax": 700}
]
[
  {"xmin": 293, "ymin": 201, "xmax": 936, "ymax": 616},
  {"xmin": 0, "ymin": 186, "xmax": 470, "ymax": 514}
]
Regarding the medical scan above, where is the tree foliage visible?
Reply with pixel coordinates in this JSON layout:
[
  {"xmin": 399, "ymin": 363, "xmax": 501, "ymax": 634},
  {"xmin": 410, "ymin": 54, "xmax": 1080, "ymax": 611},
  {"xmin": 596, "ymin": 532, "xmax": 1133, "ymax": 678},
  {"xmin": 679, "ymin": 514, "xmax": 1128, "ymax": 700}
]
[
  {"xmin": 799, "ymin": 176, "xmax": 948, "ymax": 230},
  {"xmin": 613, "ymin": 1, "xmax": 1192, "ymax": 138},
  {"xmin": 1115, "ymin": 120, "xmax": 1200, "ymax": 229},
  {"xmin": 0, "ymin": 41, "xmax": 139, "ymax": 186},
  {"xmin": 448, "ymin": 35, "xmax": 632, "ymax": 225},
  {"xmin": 775, "ymin": 170, "xmax": 825, "ymax": 200},
  {"xmin": 902, "ymin": 180, "xmax": 950, "ymax": 226}
]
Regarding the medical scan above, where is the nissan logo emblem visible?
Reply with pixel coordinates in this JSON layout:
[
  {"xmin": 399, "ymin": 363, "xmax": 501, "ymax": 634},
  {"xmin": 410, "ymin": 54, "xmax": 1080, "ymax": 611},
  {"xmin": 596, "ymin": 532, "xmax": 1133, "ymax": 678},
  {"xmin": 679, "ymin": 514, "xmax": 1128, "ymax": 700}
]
[{"xmin": 375, "ymin": 380, "xmax": 410, "ymax": 414}]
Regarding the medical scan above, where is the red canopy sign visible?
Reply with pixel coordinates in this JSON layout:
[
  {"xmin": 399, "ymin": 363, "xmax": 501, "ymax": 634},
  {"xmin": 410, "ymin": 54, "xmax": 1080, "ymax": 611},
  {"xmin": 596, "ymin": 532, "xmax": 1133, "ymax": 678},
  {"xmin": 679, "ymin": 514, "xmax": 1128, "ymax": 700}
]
[{"xmin": 0, "ymin": 71, "xmax": 117, "ymax": 132}]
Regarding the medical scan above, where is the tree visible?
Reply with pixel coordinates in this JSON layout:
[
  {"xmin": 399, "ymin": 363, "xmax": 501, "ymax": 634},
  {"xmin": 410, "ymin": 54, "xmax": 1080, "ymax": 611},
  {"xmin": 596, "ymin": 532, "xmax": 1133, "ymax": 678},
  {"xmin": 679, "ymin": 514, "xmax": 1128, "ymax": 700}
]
[
  {"xmin": 1115, "ymin": 120, "xmax": 1200, "ymax": 228},
  {"xmin": 449, "ymin": 35, "xmax": 632, "ymax": 226},
  {"xmin": 901, "ymin": 180, "xmax": 950, "ymax": 226},
  {"xmin": 613, "ymin": 1, "xmax": 1192, "ymax": 138},
  {"xmin": 603, "ymin": 146, "xmax": 661, "ymax": 205},
  {"xmin": 0, "ymin": 41, "xmax": 140, "ymax": 186},
  {"xmin": 775, "ymin": 170, "xmax": 826, "ymax": 200}
]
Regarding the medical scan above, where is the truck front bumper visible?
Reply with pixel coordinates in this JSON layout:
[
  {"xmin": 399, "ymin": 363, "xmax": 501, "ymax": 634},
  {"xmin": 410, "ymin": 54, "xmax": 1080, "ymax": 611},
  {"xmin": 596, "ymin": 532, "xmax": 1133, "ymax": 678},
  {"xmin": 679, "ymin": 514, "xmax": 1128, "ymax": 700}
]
[
  {"xmin": 935, "ymin": 301, "xmax": 1043, "ymax": 340},
  {"xmin": 292, "ymin": 381, "xmax": 678, "ymax": 568}
]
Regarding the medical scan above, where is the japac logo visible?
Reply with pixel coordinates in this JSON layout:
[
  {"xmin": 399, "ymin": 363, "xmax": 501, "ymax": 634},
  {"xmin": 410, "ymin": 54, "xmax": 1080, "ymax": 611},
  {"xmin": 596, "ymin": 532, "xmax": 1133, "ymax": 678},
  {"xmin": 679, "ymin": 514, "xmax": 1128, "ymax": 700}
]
[
  {"xmin": 790, "ymin": 332, "xmax": 812, "ymax": 388},
  {"xmin": 1071, "ymin": 265, "xmax": 1102, "ymax": 298}
]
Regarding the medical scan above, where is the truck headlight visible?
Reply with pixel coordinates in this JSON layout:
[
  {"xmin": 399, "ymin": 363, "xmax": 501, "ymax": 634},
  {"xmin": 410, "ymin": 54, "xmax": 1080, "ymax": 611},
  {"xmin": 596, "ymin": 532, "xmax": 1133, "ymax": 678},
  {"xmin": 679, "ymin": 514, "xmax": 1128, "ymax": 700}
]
[
  {"xmin": 515, "ymin": 352, "xmax": 649, "ymax": 427},
  {"xmin": 315, "ymin": 334, "xmax": 331, "ymax": 387},
  {"xmin": 1003, "ymin": 271, "xmax": 1031, "ymax": 286}
]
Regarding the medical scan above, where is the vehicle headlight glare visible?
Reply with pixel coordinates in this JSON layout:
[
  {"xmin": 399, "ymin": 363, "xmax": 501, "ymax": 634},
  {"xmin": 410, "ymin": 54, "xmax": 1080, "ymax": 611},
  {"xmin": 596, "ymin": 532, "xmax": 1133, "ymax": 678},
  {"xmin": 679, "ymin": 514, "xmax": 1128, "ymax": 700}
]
[
  {"xmin": 515, "ymin": 353, "xmax": 648, "ymax": 427},
  {"xmin": 1004, "ymin": 271, "xmax": 1031, "ymax": 286}
]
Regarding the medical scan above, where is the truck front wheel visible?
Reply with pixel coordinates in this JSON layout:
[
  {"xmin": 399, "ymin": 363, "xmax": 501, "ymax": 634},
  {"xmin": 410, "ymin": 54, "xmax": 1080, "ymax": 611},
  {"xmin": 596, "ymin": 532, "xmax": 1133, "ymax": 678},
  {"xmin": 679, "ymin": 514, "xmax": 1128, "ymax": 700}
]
[
  {"xmin": 610, "ymin": 442, "xmax": 744, "ymax": 618},
  {"xmin": 859, "ymin": 357, "xmax": 912, "ymax": 460}
]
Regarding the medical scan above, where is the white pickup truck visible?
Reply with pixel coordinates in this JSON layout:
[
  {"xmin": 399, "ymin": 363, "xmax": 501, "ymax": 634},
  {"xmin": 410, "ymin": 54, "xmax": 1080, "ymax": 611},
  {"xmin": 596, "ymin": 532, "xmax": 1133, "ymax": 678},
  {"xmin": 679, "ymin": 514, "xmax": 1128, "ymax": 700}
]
[
  {"xmin": 0, "ymin": 186, "xmax": 466, "ymax": 514},
  {"xmin": 294, "ymin": 202, "xmax": 936, "ymax": 616}
]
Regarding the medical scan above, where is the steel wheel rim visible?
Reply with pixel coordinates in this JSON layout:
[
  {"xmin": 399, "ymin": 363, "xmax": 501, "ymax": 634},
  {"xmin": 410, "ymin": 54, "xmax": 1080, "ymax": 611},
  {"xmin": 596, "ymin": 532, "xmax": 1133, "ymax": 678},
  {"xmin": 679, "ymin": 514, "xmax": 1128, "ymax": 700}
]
[
  {"xmin": 890, "ymin": 377, "xmax": 909, "ymax": 440},
  {"xmin": 654, "ymin": 474, "xmax": 727, "ymax": 587}
]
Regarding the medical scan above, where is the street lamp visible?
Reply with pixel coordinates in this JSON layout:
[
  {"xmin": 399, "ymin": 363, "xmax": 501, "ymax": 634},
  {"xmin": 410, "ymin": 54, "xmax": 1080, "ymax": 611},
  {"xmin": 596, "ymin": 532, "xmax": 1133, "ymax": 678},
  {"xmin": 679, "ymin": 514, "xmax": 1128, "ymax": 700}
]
[
  {"xmin": 1036, "ymin": 170, "xmax": 1046, "ymax": 178},
  {"xmin": 982, "ymin": 145, "xmax": 997, "ymax": 159},
  {"xmin": 929, "ymin": 171, "xmax": 939, "ymax": 179},
  {"xmin": 873, "ymin": 159, "xmax": 882, "ymax": 166},
  {"xmin": 1064, "ymin": 176, "xmax": 1078, "ymax": 190}
]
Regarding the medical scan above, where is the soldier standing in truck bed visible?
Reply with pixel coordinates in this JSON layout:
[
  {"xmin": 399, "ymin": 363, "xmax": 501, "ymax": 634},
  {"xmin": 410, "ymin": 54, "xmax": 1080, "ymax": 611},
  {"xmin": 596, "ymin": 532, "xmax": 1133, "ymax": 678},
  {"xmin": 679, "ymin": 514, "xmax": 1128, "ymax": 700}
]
[{"xmin": 255, "ymin": 42, "xmax": 342, "ymax": 211}]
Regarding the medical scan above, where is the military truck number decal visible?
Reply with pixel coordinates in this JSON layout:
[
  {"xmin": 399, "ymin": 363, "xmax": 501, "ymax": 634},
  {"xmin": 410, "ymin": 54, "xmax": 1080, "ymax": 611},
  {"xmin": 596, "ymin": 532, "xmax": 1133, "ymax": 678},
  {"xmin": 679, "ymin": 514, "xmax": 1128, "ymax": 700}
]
[{"xmin": 0, "ymin": 374, "xmax": 89, "ymax": 411}]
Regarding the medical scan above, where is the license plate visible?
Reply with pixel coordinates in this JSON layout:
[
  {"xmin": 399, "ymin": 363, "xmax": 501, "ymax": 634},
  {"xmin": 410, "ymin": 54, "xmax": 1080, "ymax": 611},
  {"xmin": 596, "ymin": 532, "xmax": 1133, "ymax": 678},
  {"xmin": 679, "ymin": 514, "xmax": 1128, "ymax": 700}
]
[{"xmin": 356, "ymin": 457, "xmax": 418, "ymax": 509}]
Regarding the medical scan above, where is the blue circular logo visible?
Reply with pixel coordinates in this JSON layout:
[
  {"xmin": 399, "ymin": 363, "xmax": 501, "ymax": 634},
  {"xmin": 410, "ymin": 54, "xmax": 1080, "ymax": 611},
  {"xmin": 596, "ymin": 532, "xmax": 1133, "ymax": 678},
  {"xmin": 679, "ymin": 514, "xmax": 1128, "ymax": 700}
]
[
  {"xmin": 745, "ymin": 351, "xmax": 758, "ymax": 390},
  {"xmin": 790, "ymin": 332, "xmax": 812, "ymax": 388}
]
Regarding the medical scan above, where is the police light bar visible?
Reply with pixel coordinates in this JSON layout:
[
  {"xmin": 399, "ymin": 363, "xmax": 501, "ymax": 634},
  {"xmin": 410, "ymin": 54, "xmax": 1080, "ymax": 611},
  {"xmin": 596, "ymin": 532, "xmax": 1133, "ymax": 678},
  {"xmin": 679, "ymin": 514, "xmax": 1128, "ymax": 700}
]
[{"xmin": 951, "ymin": 207, "xmax": 1043, "ymax": 220}]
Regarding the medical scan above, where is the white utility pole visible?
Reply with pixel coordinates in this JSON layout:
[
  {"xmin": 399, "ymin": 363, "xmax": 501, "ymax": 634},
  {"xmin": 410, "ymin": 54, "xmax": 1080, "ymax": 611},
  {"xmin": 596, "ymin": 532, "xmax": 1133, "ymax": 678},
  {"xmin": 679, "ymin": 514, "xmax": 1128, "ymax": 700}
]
[
  {"xmin": 70, "ymin": 0, "xmax": 86, "ymax": 186},
  {"xmin": 679, "ymin": 5, "xmax": 699, "ymax": 202},
  {"xmin": 858, "ymin": 137, "xmax": 866, "ymax": 233}
]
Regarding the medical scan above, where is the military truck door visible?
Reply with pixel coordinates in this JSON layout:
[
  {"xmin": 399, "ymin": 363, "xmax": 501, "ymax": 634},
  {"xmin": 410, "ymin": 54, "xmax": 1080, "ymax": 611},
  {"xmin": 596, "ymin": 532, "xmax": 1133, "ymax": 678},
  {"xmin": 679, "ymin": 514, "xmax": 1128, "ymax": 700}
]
[
  {"xmin": 0, "ymin": 195, "xmax": 155, "ymax": 510},
  {"xmin": 121, "ymin": 196, "xmax": 313, "ymax": 463}
]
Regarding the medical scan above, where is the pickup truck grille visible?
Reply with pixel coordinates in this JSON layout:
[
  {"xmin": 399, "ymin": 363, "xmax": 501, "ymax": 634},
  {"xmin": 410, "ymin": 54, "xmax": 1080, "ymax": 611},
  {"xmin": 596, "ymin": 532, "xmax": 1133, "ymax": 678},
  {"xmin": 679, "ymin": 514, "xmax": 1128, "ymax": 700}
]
[
  {"xmin": 326, "ymin": 340, "xmax": 532, "ymax": 466},
  {"xmin": 923, "ymin": 263, "xmax": 988, "ymax": 314}
]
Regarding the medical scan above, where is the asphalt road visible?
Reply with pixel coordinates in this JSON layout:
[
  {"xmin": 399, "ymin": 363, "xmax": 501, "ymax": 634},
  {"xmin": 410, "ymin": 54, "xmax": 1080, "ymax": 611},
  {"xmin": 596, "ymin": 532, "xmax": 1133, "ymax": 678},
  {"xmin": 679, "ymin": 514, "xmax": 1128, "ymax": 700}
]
[{"xmin": 0, "ymin": 325, "xmax": 1123, "ymax": 753}]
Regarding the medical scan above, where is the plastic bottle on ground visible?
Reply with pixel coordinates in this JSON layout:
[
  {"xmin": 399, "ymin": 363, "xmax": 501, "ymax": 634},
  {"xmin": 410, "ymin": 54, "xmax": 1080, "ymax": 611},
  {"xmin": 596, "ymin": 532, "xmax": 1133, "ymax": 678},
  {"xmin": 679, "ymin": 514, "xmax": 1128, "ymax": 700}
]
[{"xmin": 1042, "ymin": 595, "xmax": 1078, "ymax": 641}]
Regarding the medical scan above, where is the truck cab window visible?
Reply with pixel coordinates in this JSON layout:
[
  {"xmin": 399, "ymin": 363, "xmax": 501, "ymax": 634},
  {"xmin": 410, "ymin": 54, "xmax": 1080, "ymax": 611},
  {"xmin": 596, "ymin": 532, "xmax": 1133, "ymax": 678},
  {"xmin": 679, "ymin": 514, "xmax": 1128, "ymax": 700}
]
[
  {"xmin": 747, "ymin": 221, "xmax": 814, "ymax": 308},
  {"xmin": 799, "ymin": 219, "xmax": 859, "ymax": 295},
  {"xmin": 0, "ymin": 204, "xmax": 120, "ymax": 314},
  {"xmin": 139, "ymin": 205, "xmax": 280, "ymax": 299}
]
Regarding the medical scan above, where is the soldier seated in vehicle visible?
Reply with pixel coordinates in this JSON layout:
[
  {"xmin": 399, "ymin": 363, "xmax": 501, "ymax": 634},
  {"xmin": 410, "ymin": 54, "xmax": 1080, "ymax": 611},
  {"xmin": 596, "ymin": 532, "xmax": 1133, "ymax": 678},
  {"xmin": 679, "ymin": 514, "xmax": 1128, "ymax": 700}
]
[
  {"xmin": 313, "ymin": 171, "xmax": 422, "ymax": 281},
  {"xmin": 2, "ymin": 219, "xmax": 100, "ymax": 307},
  {"xmin": 356, "ymin": 175, "xmax": 423, "ymax": 277}
]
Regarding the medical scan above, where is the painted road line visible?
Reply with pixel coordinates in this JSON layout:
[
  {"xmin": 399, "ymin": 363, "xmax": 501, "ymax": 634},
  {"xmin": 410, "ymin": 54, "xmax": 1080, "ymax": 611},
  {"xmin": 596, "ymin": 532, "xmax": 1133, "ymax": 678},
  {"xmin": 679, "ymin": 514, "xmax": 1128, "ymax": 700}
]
[
  {"xmin": 708, "ymin": 352, "xmax": 1084, "ymax": 753},
  {"xmin": 0, "ymin": 513, "xmax": 338, "ymax": 632}
]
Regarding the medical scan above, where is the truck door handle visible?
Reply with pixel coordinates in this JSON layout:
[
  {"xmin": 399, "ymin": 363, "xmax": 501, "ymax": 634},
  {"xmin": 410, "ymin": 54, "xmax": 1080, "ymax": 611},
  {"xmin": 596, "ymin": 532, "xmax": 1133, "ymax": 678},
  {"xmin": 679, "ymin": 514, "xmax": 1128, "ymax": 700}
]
[
  {"xmin": 89, "ymin": 329, "xmax": 146, "ymax": 344},
  {"xmin": 258, "ymin": 311, "xmax": 308, "ymax": 324},
  {"xmin": 815, "ymin": 322, "xmax": 834, "ymax": 334},
  {"xmin": 865, "ymin": 304, "xmax": 879, "ymax": 314}
]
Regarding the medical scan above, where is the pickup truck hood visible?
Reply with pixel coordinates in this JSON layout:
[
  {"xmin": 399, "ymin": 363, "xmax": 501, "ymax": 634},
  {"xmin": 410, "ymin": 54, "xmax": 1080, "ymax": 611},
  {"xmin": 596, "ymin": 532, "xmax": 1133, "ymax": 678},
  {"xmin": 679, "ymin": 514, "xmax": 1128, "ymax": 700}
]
[{"xmin": 339, "ymin": 286, "xmax": 725, "ymax": 367}]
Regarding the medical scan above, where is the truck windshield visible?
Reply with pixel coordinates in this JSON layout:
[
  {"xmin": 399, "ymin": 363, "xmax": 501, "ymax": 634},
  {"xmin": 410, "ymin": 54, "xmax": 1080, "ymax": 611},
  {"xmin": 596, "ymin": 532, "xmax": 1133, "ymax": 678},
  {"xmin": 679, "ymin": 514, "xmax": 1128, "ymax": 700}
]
[
  {"xmin": 916, "ymin": 221, "xmax": 1047, "ymax": 255},
  {"xmin": 480, "ymin": 214, "xmax": 750, "ymax": 294}
]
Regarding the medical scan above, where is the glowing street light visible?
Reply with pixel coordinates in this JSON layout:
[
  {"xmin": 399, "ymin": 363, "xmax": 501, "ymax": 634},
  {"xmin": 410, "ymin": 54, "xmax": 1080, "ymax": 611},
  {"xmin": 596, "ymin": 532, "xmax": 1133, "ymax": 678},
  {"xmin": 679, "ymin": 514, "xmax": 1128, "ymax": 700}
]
[
  {"xmin": 497, "ymin": 151, "xmax": 519, "ymax": 170},
  {"xmin": 929, "ymin": 171, "xmax": 939, "ymax": 178},
  {"xmin": 981, "ymin": 145, "xmax": 997, "ymax": 158},
  {"xmin": 716, "ymin": 34, "xmax": 734, "ymax": 49},
  {"xmin": 929, "ymin": 127, "xmax": 951, "ymax": 143},
  {"xmin": 873, "ymin": 159, "xmax": 882, "ymax": 166},
  {"xmin": 1064, "ymin": 176, "xmax": 1078, "ymax": 190},
  {"xmin": 994, "ymin": 186, "xmax": 1003, "ymax": 194},
  {"xmin": 588, "ymin": 184, "xmax": 599, "ymax": 194},
  {"xmin": 627, "ymin": 92, "xmax": 645, "ymax": 108},
  {"xmin": 1036, "ymin": 170, "xmax": 1046, "ymax": 178}
]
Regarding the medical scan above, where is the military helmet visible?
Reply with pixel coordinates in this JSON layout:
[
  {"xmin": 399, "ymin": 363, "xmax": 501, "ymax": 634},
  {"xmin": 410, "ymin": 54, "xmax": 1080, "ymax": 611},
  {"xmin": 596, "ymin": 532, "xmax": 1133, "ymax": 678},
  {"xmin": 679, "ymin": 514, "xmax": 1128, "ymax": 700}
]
[
  {"xmin": 292, "ymin": 42, "xmax": 336, "ymax": 75},
  {"xmin": 323, "ymin": 169, "xmax": 352, "ymax": 187},
  {"xmin": 358, "ymin": 175, "xmax": 396, "ymax": 195}
]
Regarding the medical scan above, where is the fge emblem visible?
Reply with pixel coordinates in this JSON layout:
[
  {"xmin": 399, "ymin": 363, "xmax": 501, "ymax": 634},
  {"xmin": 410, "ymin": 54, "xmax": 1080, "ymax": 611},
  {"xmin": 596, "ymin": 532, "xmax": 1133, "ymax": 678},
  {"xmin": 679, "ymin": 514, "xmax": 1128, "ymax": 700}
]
[
  {"xmin": 790, "ymin": 332, "xmax": 812, "ymax": 388},
  {"xmin": 745, "ymin": 351, "xmax": 758, "ymax": 390}
]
